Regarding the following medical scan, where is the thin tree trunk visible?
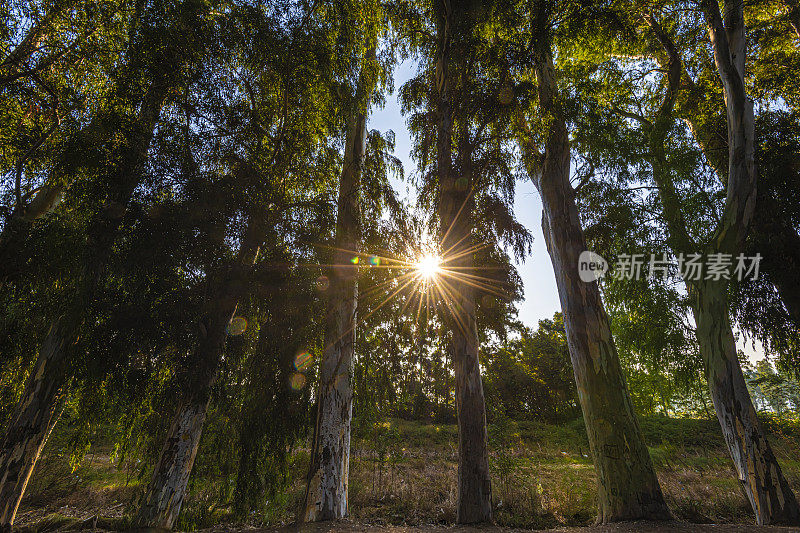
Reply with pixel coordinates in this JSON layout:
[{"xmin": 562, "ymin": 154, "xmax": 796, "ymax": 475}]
[
  {"xmin": 0, "ymin": 1, "xmax": 71, "ymax": 86},
  {"xmin": 134, "ymin": 219, "xmax": 262, "ymax": 528},
  {"xmin": 434, "ymin": 0, "xmax": 492, "ymax": 522},
  {"xmin": 302, "ymin": 110, "xmax": 366, "ymax": 522},
  {"xmin": 529, "ymin": 36, "xmax": 670, "ymax": 523},
  {"xmin": 692, "ymin": 280, "xmax": 800, "ymax": 525}
]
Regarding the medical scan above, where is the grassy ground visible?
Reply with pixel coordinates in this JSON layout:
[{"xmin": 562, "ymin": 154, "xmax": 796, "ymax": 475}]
[{"xmin": 13, "ymin": 416, "xmax": 800, "ymax": 531}]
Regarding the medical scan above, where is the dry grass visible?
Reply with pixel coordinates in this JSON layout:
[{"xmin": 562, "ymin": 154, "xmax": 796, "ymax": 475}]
[{"xmin": 14, "ymin": 416, "xmax": 800, "ymax": 531}]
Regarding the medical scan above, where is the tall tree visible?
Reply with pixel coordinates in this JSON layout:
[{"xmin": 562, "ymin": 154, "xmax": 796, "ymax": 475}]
[
  {"xmin": 133, "ymin": 212, "xmax": 263, "ymax": 527},
  {"xmin": 515, "ymin": 0, "xmax": 671, "ymax": 522},
  {"xmin": 134, "ymin": 2, "xmax": 351, "ymax": 523},
  {"xmin": 0, "ymin": 0, "xmax": 215, "ymax": 526},
  {"xmin": 302, "ymin": 0, "xmax": 404, "ymax": 518},
  {"xmin": 397, "ymin": 0, "xmax": 532, "ymax": 521},
  {"xmin": 434, "ymin": 0, "xmax": 492, "ymax": 522},
  {"xmin": 301, "ymin": 97, "xmax": 367, "ymax": 521},
  {"xmin": 570, "ymin": 1, "xmax": 800, "ymax": 523}
]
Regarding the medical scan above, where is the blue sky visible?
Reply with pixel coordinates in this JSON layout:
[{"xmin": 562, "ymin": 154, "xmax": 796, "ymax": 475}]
[
  {"xmin": 368, "ymin": 60, "xmax": 562, "ymax": 329},
  {"xmin": 367, "ymin": 59, "xmax": 764, "ymax": 362}
]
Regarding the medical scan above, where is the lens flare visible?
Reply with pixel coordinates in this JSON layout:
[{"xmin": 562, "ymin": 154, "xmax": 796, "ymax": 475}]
[
  {"xmin": 294, "ymin": 351, "xmax": 313, "ymax": 372},
  {"xmin": 290, "ymin": 373, "xmax": 307, "ymax": 390},
  {"xmin": 226, "ymin": 317, "xmax": 247, "ymax": 335},
  {"xmin": 315, "ymin": 275, "xmax": 329, "ymax": 291},
  {"xmin": 368, "ymin": 255, "xmax": 380, "ymax": 266},
  {"xmin": 350, "ymin": 256, "xmax": 359, "ymax": 265},
  {"xmin": 415, "ymin": 254, "xmax": 442, "ymax": 279}
]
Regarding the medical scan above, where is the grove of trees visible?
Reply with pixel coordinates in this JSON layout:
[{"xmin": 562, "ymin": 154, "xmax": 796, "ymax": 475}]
[{"xmin": 1, "ymin": 0, "xmax": 799, "ymax": 529}]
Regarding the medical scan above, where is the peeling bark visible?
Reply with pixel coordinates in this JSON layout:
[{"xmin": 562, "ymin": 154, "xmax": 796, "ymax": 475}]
[
  {"xmin": 700, "ymin": 2, "xmax": 800, "ymax": 523},
  {"xmin": 692, "ymin": 280, "xmax": 800, "ymax": 525},
  {"xmin": 133, "ymin": 402, "xmax": 208, "ymax": 529},
  {"xmin": 0, "ymin": 322, "xmax": 69, "ymax": 526},
  {"xmin": 527, "ymin": 34, "xmax": 670, "ymax": 523},
  {"xmin": 643, "ymin": 6, "xmax": 800, "ymax": 524},
  {"xmin": 302, "ymin": 110, "xmax": 366, "ymax": 523}
]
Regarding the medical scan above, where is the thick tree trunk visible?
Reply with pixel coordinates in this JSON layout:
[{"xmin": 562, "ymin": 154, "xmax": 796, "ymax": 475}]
[
  {"xmin": 0, "ymin": 322, "xmax": 69, "ymax": 526},
  {"xmin": 441, "ymin": 144, "xmax": 492, "ymax": 525},
  {"xmin": 132, "ymin": 400, "xmax": 208, "ymax": 529},
  {"xmin": 133, "ymin": 302, "xmax": 233, "ymax": 529},
  {"xmin": 530, "ymin": 40, "xmax": 670, "ymax": 523},
  {"xmin": 697, "ymin": 3, "xmax": 800, "ymax": 524},
  {"xmin": 692, "ymin": 280, "xmax": 800, "ymax": 525},
  {"xmin": 433, "ymin": 1, "xmax": 492, "ymax": 523},
  {"xmin": 448, "ymin": 290, "xmax": 492, "ymax": 524},
  {"xmin": 302, "ymin": 111, "xmax": 366, "ymax": 522}
]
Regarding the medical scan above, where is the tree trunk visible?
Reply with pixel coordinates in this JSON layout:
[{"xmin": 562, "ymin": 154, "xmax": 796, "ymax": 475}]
[
  {"xmin": 132, "ymin": 400, "xmax": 208, "ymax": 529},
  {"xmin": 0, "ymin": 181, "xmax": 65, "ymax": 283},
  {"xmin": 692, "ymin": 281, "xmax": 800, "ymax": 525},
  {"xmin": 0, "ymin": 85, "xmax": 167, "ymax": 532},
  {"xmin": 302, "ymin": 110, "xmax": 366, "ymax": 522},
  {"xmin": 0, "ymin": 322, "xmax": 69, "ymax": 526},
  {"xmin": 441, "ymin": 141, "xmax": 492, "ymax": 525},
  {"xmin": 433, "ymin": 1, "xmax": 492, "ymax": 522},
  {"xmin": 449, "ymin": 297, "xmax": 492, "ymax": 524},
  {"xmin": 696, "ymin": 3, "xmax": 800, "ymax": 524},
  {"xmin": 132, "ymin": 301, "xmax": 233, "ymax": 529},
  {"xmin": 530, "ymin": 39, "xmax": 670, "ymax": 523},
  {"xmin": 134, "ymin": 219, "xmax": 261, "ymax": 529}
]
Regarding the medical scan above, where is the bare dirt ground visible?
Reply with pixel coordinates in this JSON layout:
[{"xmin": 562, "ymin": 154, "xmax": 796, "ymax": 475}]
[{"xmin": 193, "ymin": 521, "xmax": 800, "ymax": 533}]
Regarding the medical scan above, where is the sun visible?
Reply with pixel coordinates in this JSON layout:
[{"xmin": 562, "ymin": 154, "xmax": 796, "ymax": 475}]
[{"xmin": 415, "ymin": 254, "xmax": 442, "ymax": 279}]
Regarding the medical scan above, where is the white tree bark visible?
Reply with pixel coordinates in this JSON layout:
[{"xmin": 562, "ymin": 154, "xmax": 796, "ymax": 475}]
[{"xmin": 302, "ymin": 110, "xmax": 366, "ymax": 522}]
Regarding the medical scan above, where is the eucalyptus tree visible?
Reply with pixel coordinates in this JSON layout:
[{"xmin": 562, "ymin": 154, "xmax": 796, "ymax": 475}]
[
  {"xmin": 0, "ymin": 0, "xmax": 219, "ymax": 526},
  {"xmin": 508, "ymin": 0, "xmax": 671, "ymax": 521},
  {"xmin": 648, "ymin": 4, "xmax": 798, "ymax": 518},
  {"xmin": 301, "ymin": 2, "xmax": 388, "ymax": 517},
  {"xmin": 565, "ymin": 0, "xmax": 800, "ymax": 523},
  {"xmin": 132, "ymin": 1, "xmax": 358, "ymax": 525},
  {"xmin": 398, "ymin": 0, "xmax": 532, "ymax": 522},
  {"xmin": 714, "ymin": 0, "xmax": 800, "ymax": 375}
]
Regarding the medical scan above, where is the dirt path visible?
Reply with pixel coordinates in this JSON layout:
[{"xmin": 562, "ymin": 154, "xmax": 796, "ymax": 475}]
[{"xmin": 195, "ymin": 521, "xmax": 800, "ymax": 533}]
